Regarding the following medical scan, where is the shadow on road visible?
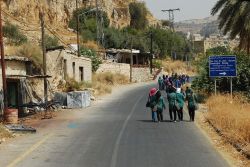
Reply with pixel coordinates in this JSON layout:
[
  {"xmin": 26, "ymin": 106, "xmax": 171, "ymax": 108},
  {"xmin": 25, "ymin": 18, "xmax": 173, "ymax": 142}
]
[{"xmin": 137, "ymin": 120, "xmax": 173, "ymax": 123}]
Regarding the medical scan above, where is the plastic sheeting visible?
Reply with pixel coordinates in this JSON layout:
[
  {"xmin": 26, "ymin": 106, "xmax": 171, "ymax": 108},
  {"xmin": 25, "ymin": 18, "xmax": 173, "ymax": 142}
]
[{"xmin": 66, "ymin": 91, "xmax": 91, "ymax": 109}]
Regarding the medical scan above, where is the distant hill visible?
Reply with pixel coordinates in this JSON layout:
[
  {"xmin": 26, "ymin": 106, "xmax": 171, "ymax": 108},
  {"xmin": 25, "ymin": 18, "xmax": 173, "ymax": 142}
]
[{"xmin": 175, "ymin": 16, "xmax": 218, "ymax": 34}]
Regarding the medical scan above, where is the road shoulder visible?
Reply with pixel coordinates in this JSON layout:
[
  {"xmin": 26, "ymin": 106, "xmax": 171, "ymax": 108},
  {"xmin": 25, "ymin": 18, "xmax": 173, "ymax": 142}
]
[{"xmin": 196, "ymin": 107, "xmax": 250, "ymax": 167}]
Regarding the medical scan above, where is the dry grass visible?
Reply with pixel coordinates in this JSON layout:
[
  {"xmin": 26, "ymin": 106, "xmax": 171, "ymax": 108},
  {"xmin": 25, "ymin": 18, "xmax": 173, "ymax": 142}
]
[
  {"xmin": 59, "ymin": 72, "xmax": 129, "ymax": 96},
  {"xmin": 206, "ymin": 94, "xmax": 250, "ymax": 146},
  {"xmin": 82, "ymin": 41, "xmax": 100, "ymax": 51},
  {"xmin": 5, "ymin": 45, "xmax": 19, "ymax": 55},
  {"xmin": 17, "ymin": 43, "xmax": 43, "ymax": 68},
  {"xmin": 92, "ymin": 72, "xmax": 129, "ymax": 96},
  {"xmin": 0, "ymin": 123, "xmax": 13, "ymax": 140},
  {"xmin": 161, "ymin": 59, "xmax": 196, "ymax": 76}
]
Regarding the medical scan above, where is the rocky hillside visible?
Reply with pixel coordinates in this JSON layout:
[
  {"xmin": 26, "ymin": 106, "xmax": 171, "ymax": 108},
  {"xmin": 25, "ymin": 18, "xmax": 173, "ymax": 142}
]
[
  {"xmin": 175, "ymin": 16, "xmax": 218, "ymax": 34},
  {"xmin": 2, "ymin": 0, "xmax": 158, "ymax": 47}
]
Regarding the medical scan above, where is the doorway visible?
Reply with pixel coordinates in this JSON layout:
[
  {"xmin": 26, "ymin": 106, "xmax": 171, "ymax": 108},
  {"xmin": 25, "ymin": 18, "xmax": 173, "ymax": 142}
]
[{"xmin": 7, "ymin": 80, "xmax": 19, "ymax": 108}]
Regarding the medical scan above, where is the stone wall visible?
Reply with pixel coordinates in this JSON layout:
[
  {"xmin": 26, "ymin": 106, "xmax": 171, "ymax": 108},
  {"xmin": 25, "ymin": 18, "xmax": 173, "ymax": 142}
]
[
  {"xmin": 97, "ymin": 62, "xmax": 152, "ymax": 82},
  {"xmin": 96, "ymin": 63, "xmax": 130, "ymax": 77},
  {"xmin": 132, "ymin": 67, "xmax": 151, "ymax": 82}
]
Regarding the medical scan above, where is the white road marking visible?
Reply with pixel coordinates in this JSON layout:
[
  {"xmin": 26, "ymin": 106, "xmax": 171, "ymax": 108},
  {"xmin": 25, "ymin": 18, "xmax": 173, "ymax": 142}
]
[{"xmin": 110, "ymin": 94, "xmax": 144, "ymax": 167}]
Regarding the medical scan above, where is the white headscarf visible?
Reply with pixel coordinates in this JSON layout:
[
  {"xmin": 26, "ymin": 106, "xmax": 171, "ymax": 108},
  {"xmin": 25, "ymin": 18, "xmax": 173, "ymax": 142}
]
[{"xmin": 176, "ymin": 88, "xmax": 181, "ymax": 93}]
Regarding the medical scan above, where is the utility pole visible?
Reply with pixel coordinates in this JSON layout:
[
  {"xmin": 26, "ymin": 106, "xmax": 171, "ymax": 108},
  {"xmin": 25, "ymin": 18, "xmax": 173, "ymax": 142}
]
[
  {"xmin": 130, "ymin": 37, "xmax": 133, "ymax": 83},
  {"xmin": 161, "ymin": 8, "xmax": 180, "ymax": 31},
  {"xmin": 162, "ymin": 8, "xmax": 180, "ymax": 60},
  {"xmin": 95, "ymin": 0, "xmax": 100, "ymax": 45},
  {"xmin": 0, "ymin": 2, "xmax": 8, "ymax": 115},
  {"xmin": 150, "ymin": 31, "xmax": 153, "ymax": 74},
  {"xmin": 39, "ymin": 11, "xmax": 48, "ymax": 103},
  {"xmin": 76, "ymin": 0, "xmax": 81, "ymax": 57},
  {"xmin": 95, "ymin": 0, "xmax": 104, "ymax": 46}
]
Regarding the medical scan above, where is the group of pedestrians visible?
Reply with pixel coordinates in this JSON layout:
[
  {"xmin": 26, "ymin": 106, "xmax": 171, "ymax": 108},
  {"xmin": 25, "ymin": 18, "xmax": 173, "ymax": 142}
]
[
  {"xmin": 147, "ymin": 74, "xmax": 198, "ymax": 123},
  {"xmin": 158, "ymin": 73, "xmax": 190, "ymax": 91}
]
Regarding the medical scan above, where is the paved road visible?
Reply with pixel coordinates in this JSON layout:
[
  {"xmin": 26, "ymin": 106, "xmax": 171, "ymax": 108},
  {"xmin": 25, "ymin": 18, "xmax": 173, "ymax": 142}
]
[{"xmin": 0, "ymin": 83, "xmax": 229, "ymax": 167}]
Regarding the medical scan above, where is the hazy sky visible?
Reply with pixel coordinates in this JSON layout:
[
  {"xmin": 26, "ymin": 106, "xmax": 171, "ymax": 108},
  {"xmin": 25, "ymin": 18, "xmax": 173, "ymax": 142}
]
[{"xmin": 142, "ymin": 0, "xmax": 218, "ymax": 21}]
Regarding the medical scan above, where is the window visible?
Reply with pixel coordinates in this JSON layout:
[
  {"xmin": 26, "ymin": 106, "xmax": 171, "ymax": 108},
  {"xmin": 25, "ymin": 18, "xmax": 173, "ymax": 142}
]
[
  {"xmin": 64, "ymin": 59, "xmax": 67, "ymax": 79},
  {"xmin": 79, "ymin": 67, "xmax": 84, "ymax": 82},
  {"xmin": 72, "ymin": 62, "xmax": 75, "ymax": 79}
]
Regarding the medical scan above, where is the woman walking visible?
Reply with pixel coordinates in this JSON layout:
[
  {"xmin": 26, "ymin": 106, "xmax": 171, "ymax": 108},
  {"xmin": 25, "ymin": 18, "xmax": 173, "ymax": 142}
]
[
  {"xmin": 147, "ymin": 88, "xmax": 158, "ymax": 122},
  {"xmin": 176, "ymin": 88, "xmax": 185, "ymax": 121},
  {"xmin": 155, "ymin": 90, "xmax": 166, "ymax": 122},
  {"xmin": 167, "ymin": 87, "xmax": 177, "ymax": 122},
  {"xmin": 186, "ymin": 91, "xmax": 198, "ymax": 122}
]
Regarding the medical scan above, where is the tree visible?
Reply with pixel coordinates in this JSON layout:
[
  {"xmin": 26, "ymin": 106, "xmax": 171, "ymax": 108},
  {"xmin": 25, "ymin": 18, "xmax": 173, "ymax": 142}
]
[
  {"xmin": 211, "ymin": 0, "xmax": 250, "ymax": 54},
  {"xmin": 45, "ymin": 35, "xmax": 59, "ymax": 49},
  {"xmin": 80, "ymin": 48, "xmax": 102, "ymax": 72},
  {"xmin": 68, "ymin": 7, "xmax": 110, "ymax": 42},
  {"xmin": 129, "ymin": 2, "xmax": 148, "ymax": 30}
]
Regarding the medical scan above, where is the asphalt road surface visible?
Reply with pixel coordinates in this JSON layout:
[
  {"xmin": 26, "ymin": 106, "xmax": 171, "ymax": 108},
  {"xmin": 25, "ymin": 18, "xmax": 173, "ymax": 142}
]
[{"xmin": 0, "ymin": 83, "xmax": 230, "ymax": 167}]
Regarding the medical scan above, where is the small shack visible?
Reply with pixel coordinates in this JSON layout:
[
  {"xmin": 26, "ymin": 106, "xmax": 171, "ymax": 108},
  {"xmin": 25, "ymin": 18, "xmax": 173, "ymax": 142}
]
[
  {"xmin": 105, "ymin": 48, "xmax": 149, "ymax": 66},
  {"xmin": 0, "ymin": 56, "xmax": 32, "ymax": 115}
]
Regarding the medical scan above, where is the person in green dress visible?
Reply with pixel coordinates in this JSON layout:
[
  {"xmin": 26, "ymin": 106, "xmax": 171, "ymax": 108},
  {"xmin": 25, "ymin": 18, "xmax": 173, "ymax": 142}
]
[
  {"xmin": 155, "ymin": 90, "xmax": 166, "ymax": 122},
  {"xmin": 176, "ymin": 88, "xmax": 185, "ymax": 121},
  {"xmin": 167, "ymin": 87, "xmax": 177, "ymax": 122},
  {"xmin": 186, "ymin": 90, "xmax": 198, "ymax": 122}
]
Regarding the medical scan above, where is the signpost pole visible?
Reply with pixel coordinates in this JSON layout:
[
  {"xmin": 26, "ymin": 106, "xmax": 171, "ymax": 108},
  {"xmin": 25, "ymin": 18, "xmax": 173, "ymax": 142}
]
[
  {"xmin": 230, "ymin": 77, "xmax": 233, "ymax": 99},
  {"xmin": 214, "ymin": 79, "xmax": 217, "ymax": 95}
]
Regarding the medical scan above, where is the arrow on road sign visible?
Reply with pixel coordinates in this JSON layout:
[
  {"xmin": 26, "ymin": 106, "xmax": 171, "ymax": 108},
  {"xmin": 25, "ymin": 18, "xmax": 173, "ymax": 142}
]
[{"xmin": 219, "ymin": 72, "xmax": 227, "ymax": 75}]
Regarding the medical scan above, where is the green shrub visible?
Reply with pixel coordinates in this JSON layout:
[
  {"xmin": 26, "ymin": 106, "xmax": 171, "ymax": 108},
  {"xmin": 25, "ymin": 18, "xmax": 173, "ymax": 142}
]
[
  {"xmin": 153, "ymin": 59, "xmax": 162, "ymax": 69},
  {"xmin": 3, "ymin": 22, "xmax": 27, "ymax": 45},
  {"xmin": 80, "ymin": 48, "xmax": 102, "ymax": 72},
  {"xmin": 69, "ymin": 7, "xmax": 109, "ymax": 33}
]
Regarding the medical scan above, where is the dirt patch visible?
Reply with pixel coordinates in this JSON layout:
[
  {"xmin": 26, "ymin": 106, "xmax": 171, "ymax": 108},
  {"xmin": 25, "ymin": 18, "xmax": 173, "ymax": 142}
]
[
  {"xmin": 196, "ymin": 105, "xmax": 250, "ymax": 167},
  {"xmin": 0, "ymin": 123, "xmax": 13, "ymax": 143}
]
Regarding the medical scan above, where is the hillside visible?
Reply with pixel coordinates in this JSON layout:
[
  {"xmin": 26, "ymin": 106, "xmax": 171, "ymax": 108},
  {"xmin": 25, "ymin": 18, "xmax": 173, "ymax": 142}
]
[
  {"xmin": 175, "ymin": 16, "xmax": 218, "ymax": 34},
  {"xmin": 2, "ymin": 0, "xmax": 158, "ymax": 50}
]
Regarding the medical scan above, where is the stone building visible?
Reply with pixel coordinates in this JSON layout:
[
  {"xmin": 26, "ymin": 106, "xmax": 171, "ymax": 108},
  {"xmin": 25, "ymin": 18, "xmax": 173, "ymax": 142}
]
[
  {"xmin": 193, "ymin": 35, "xmax": 239, "ymax": 54},
  {"xmin": 97, "ymin": 49, "xmax": 153, "ymax": 82},
  {"xmin": 47, "ymin": 48, "xmax": 92, "ymax": 88}
]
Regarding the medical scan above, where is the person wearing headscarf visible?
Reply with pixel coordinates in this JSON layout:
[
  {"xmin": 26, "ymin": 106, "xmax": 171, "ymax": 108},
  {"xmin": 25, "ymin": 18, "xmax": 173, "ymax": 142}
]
[
  {"xmin": 167, "ymin": 87, "xmax": 177, "ymax": 122},
  {"xmin": 155, "ymin": 90, "xmax": 166, "ymax": 122},
  {"xmin": 187, "ymin": 91, "xmax": 198, "ymax": 122},
  {"xmin": 147, "ymin": 88, "xmax": 158, "ymax": 122},
  {"xmin": 176, "ymin": 88, "xmax": 185, "ymax": 121}
]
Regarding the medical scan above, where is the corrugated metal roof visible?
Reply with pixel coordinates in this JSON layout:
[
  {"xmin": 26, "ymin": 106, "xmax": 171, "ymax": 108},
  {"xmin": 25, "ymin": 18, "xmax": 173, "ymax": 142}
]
[{"xmin": 3, "ymin": 56, "xmax": 30, "ymax": 62}]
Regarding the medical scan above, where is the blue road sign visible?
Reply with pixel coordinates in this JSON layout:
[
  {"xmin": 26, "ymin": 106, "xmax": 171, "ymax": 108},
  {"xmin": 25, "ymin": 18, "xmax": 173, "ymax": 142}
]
[{"xmin": 209, "ymin": 56, "xmax": 237, "ymax": 77}]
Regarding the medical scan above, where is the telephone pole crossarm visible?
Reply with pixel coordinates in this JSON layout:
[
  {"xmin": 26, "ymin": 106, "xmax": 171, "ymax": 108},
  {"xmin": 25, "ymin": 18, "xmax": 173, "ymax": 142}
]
[{"xmin": 161, "ymin": 8, "xmax": 180, "ymax": 31}]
